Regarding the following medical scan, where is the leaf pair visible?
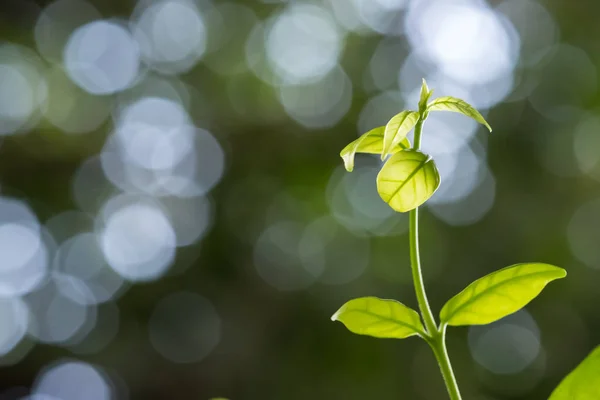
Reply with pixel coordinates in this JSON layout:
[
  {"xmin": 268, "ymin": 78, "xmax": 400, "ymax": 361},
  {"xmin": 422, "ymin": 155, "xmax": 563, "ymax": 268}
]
[
  {"xmin": 339, "ymin": 122, "xmax": 440, "ymax": 213},
  {"xmin": 342, "ymin": 88, "xmax": 491, "ymax": 173},
  {"xmin": 340, "ymin": 80, "xmax": 492, "ymax": 214},
  {"xmin": 377, "ymin": 80, "xmax": 493, "ymax": 160},
  {"xmin": 378, "ymin": 83, "xmax": 492, "ymax": 161},
  {"xmin": 340, "ymin": 123, "xmax": 440, "ymax": 213},
  {"xmin": 332, "ymin": 263, "xmax": 566, "ymax": 339}
]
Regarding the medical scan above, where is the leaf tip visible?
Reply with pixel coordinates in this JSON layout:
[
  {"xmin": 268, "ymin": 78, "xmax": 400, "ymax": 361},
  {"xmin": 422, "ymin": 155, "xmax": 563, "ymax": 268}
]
[
  {"xmin": 330, "ymin": 308, "xmax": 342, "ymax": 322},
  {"xmin": 340, "ymin": 155, "xmax": 354, "ymax": 172},
  {"xmin": 557, "ymin": 267, "xmax": 567, "ymax": 278},
  {"xmin": 544, "ymin": 264, "xmax": 567, "ymax": 279}
]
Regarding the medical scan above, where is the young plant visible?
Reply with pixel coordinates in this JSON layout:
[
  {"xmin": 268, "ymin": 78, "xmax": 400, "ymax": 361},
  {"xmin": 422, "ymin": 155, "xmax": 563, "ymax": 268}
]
[{"xmin": 331, "ymin": 79, "xmax": 569, "ymax": 399}]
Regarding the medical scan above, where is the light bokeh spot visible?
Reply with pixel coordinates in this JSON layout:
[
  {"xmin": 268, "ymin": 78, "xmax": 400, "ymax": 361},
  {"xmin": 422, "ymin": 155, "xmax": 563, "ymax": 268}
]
[
  {"xmin": 0, "ymin": 297, "xmax": 29, "ymax": 357},
  {"xmin": 468, "ymin": 310, "xmax": 541, "ymax": 375},
  {"xmin": 132, "ymin": 0, "xmax": 207, "ymax": 74},
  {"xmin": 266, "ymin": 4, "xmax": 343, "ymax": 84},
  {"xmin": 406, "ymin": 0, "xmax": 519, "ymax": 85},
  {"xmin": 99, "ymin": 199, "xmax": 176, "ymax": 282},
  {"xmin": 64, "ymin": 20, "xmax": 140, "ymax": 95},
  {"xmin": 33, "ymin": 360, "xmax": 112, "ymax": 400}
]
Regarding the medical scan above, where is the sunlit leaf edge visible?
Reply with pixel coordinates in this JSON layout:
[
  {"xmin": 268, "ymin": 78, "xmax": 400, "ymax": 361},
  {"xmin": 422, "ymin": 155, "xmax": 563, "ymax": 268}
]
[
  {"xmin": 331, "ymin": 296, "xmax": 426, "ymax": 339},
  {"xmin": 439, "ymin": 263, "xmax": 566, "ymax": 326},
  {"xmin": 340, "ymin": 126, "xmax": 411, "ymax": 172},
  {"xmin": 427, "ymin": 96, "xmax": 492, "ymax": 132},
  {"xmin": 381, "ymin": 111, "xmax": 420, "ymax": 160},
  {"xmin": 376, "ymin": 150, "xmax": 441, "ymax": 213}
]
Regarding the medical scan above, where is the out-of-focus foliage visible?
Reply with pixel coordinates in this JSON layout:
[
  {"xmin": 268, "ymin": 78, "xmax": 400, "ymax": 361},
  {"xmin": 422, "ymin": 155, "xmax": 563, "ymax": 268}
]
[
  {"xmin": 0, "ymin": 0, "xmax": 597, "ymax": 399},
  {"xmin": 550, "ymin": 345, "xmax": 600, "ymax": 399}
]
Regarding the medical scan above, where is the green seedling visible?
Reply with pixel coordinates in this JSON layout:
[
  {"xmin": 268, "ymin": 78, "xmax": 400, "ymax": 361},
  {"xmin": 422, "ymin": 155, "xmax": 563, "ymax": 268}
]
[{"xmin": 330, "ymin": 79, "xmax": 587, "ymax": 399}]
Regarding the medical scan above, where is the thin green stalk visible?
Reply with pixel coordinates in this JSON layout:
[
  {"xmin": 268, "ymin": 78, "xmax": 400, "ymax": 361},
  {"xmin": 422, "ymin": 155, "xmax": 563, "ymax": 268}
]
[
  {"xmin": 409, "ymin": 117, "xmax": 435, "ymax": 331},
  {"xmin": 409, "ymin": 207, "xmax": 436, "ymax": 334},
  {"xmin": 430, "ymin": 325, "xmax": 462, "ymax": 400},
  {"xmin": 413, "ymin": 118, "xmax": 425, "ymax": 149},
  {"xmin": 410, "ymin": 115, "xmax": 462, "ymax": 400}
]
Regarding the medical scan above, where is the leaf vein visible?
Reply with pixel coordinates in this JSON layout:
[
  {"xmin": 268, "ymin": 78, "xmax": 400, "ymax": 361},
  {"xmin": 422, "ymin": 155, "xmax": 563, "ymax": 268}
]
[{"xmin": 445, "ymin": 271, "xmax": 560, "ymax": 322}]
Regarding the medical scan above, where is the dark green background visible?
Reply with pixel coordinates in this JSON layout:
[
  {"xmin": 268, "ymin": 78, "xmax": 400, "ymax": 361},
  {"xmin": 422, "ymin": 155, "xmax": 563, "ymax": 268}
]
[{"xmin": 0, "ymin": 0, "xmax": 598, "ymax": 399}]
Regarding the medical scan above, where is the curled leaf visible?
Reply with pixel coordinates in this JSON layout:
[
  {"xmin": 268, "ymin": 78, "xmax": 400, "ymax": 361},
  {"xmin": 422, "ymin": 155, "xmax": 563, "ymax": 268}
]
[
  {"xmin": 340, "ymin": 126, "xmax": 410, "ymax": 172},
  {"xmin": 382, "ymin": 111, "xmax": 420, "ymax": 160},
  {"xmin": 332, "ymin": 296, "xmax": 425, "ymax": 339},
  {"xmin": 376, "ymin": 150, "xmax": 440, "ymax": 212},
  {"xmin": 418, "ymin": 78, "xmax": 433, "ymax": 113},
  {"xmin": 440, "ymin": 263, "xmax": 566, "ymax": 326},
  {"xmin": 427, "ymin": 96, "xmax": 492, "ymax": 132}
]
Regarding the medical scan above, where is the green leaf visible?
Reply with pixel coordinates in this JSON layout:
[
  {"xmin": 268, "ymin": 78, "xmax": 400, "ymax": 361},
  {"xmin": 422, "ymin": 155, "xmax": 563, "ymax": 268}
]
[
  {"xmin": 332, "ymin": 297, "xmax": 425, "ymax": 339},
  {"xmin": 340, "ymin": 126, "xmax": 411, "ymax": 172},
  {"xmin": 418, "ymin": 78, "xmax": 433, "ymax": 113},
  {"xmin": 376, "ymin": 150, "xmax": 440, "ymax": 213},
  {"xmin": 440, "ymin": 263, "xmax": 566, "ymax": 326},
  {"xmin": 550, "ymin": 345, "xmax": 600, "ymax": 399},
  {"xmin": 381, "ymin": 111, "xmax": 420, "ymax": 160},
  {"xmin": 427, "ymin": 96, "xmax": 492, "ymax": 132}
]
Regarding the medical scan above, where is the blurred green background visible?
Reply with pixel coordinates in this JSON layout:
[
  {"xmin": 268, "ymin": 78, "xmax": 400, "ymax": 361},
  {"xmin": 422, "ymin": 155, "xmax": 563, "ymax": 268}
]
[{"xmin": 0, "ymin": 0, "xmax": 597, "ymax": 399}]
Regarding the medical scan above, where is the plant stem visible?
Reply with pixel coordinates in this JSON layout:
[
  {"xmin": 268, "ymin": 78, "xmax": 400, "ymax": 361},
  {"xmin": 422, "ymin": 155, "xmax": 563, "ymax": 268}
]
[
  {"xmin": 413, "ymin": 118, "xmax": 425, "ymax": 149},
  {"xmin": 430, "ymin": 325, "xmax": 462, "ymax": 400},
  {"xmin": 409, "ymin": 116, "xmax": 435, "ymax": 332},
  {"xmin": 410, "ymin": 115, "xmax": 462, "ymax": 400},
  {"xmin": 408, "ymin": 207, "xmax": 437, "ymax": 334}
]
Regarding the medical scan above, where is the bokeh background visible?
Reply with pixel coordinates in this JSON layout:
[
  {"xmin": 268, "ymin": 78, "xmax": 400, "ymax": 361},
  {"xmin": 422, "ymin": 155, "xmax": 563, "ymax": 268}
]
[{"xmin": 0, "ymin": 0, "xmax": 597, "ymax": 398}]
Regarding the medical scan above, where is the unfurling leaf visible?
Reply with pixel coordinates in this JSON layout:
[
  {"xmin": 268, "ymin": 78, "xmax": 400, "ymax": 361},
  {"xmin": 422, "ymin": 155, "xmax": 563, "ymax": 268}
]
[
  {"xmin": 331, "ymin": 297, "xmax": 425, "ymax": 339},
  {"xmin": 550, "ymin": 345, "xmax": 600, "ymax": 399},
  {"xmin": 418, "ymin": 79, "xmax": 433, "ymax": 113},
  {"xmin": 382, "ymin": 111, "xmax": 420, "ymax": 159},
  {"xmin": 376, "ymin": 150, "xmax": 440, "ymax": 212},
  {"xmin": 427, "ymin": 96, "xmax": 492, "ymax": 132},
  {"xmin": 440, "ymin": 263, "xmax": 566, "ymax": 326},
  {"xmin": 340, "ymin": 126, "xmax": 411, "ymax": 172}
]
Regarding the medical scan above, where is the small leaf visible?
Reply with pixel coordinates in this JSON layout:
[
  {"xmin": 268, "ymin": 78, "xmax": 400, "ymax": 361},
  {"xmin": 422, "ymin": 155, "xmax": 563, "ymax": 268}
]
[
  {"xmin": 331, "ymin": 296, "xmax": 425, "ymax": 339},
  {"xmin": 382, "ymin": 111, "xmax": 420, "ymax": 159},
  {"xmin": 418, "ymin": 78, "xmax": 433, "ymax": 113},
  {"xmin": 427, "ymin": 96, "xmax": 492, "ymax": 132},
  {"xmin": 340, "ymin": 126, "xmax": 411, "ymax": 172},
  {"xmin": 376, "ymin": 150, "xmax": 440, "ymax": 212},
  {"xmin": 550, "ymin": 345, "xmax": 600, "ymax": 399},
  {"xmin": 440, "ymin": 263, "xmax": 566, "ymax": 326}
]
